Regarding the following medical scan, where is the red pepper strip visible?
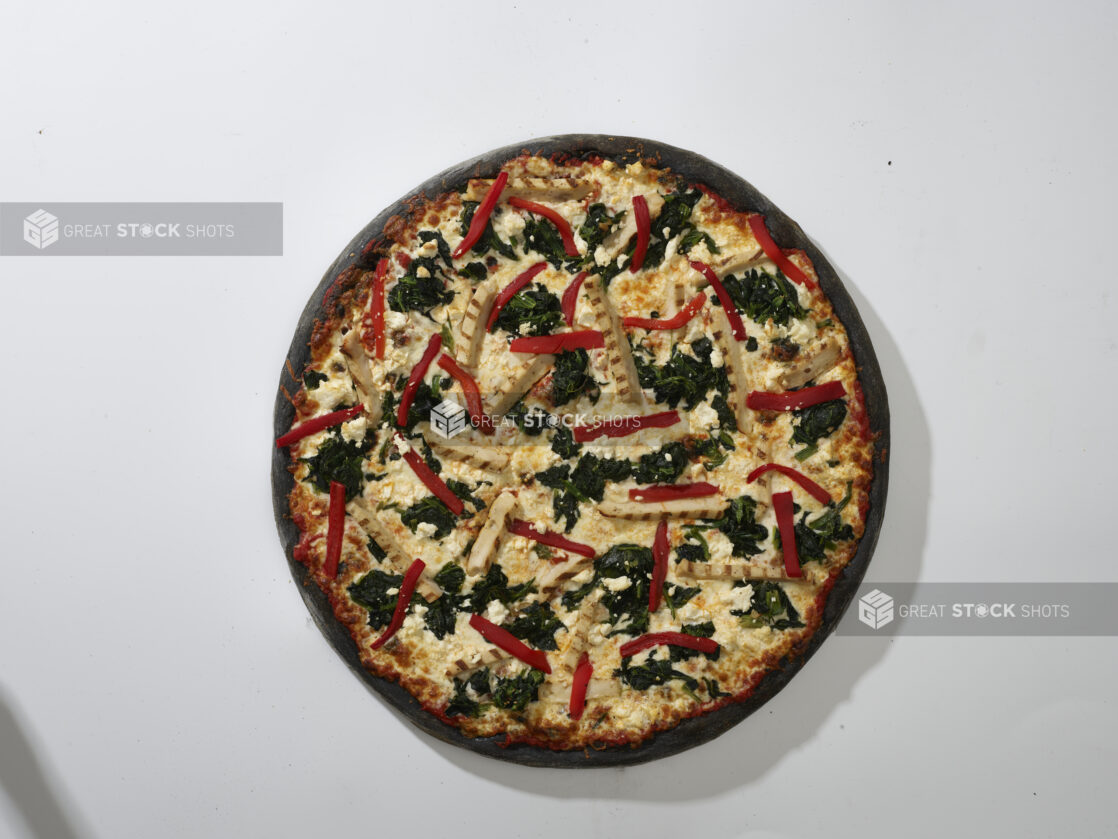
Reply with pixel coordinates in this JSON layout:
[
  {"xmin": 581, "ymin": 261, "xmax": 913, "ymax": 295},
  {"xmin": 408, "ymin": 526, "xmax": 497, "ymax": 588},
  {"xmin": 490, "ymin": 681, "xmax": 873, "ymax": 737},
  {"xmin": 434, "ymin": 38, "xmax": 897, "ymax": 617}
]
[
  {"xmin": 396, "ymin": 333, "xmax": 443, "ymax": 427},
  {"xmin": 569, "ymin": 652, "xmax": 593, "ymax": 721},
  {"xmin": 573, "ymin": 409, "xmax": 680, "ymax": 443},
  {"xmin": 622, "ymin": 293, "xmax": 707, "ymax": 330},
  {"xmin": 747, "ymin": 214, "xmax": 816, "ymax": 289},
  {"xmin": 746, "ymin": 380, "xmax": 846, "ymax": 412},
  {"xmin": 746, "ymin": 463, "xmax": 833, "ymax": 505},
  {"xmin": 772, "ymin": 490, "xmax": 803, "ymax": 578},
  {"xmin": 630, "ymin": 195, "xmax": 650, "ymax": 273},
  {"xmin": 323, "ymin": 481, "xmax": 347, "ymax": 579},
  {"xmin": 508, "ymin": 197, "xmax": 579, "ymax": 257},
  {"xmin": 398, "ymin": 435, "xmax": 465, "ymax": 515},
  {"xmin": 619, "ymin": 631, "xmax": 720, "ymax": 658},
  {"xmin": 688, "ymin": 260, "xmax": 747, "ymax": 341},
  {"xmin": 469, "ymin": 614, "xmax": 552, "ymax": 673},
  {"xmin": 508, "ymin": 519, "xmax": 596, "ymax": 558},
  {"xmin": 371, "ymin": 559, "xmax": 426, "ymax": 649},
  {"xmin": 649, "ymin": 520, "xmax": 669, "ymax": 613},
  {"xmin": 363, "ymin": 257, "xmax": 388, "ymax": 360},
  {"xmin": 437, "ymin": 353, "xmax": 493, "ymax": 435},
  {"xmin": 486, "ymin": 261, "xmax": 549, "ymax": 331},
  {"xmin": 509, "ymin": 330, "xmax": 605, "ymax": 354},
  {"xmin": 453, "ymin": 171, "xmax": 509, "ymax": 259},
  {"xmin": 561, "ymin": 271, "xmax": 588, "ymax": 327},
  {"xmin": 275, "ymin": 404, "xmax": 364, "ymax": 448},
  {"xmin": 629, "ymin": 482, "xmax": 720, "ymax": 503}
]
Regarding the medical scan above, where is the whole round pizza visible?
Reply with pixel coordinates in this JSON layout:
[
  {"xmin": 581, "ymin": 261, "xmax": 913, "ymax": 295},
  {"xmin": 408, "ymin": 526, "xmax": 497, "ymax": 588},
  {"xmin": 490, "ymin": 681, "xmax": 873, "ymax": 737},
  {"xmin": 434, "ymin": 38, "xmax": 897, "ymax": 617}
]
[{"xmin": 272, "ymin": 136, "xmax": 888, "ymax": 764}]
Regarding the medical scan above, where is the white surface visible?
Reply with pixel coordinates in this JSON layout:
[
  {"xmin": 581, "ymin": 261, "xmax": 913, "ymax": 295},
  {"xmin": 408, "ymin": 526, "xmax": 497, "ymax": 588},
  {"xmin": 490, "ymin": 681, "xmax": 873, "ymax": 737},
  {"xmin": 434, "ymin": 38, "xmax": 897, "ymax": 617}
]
[{"xmin": 1, "ymin": 1, "xmax": 1116, "ymax": 837}]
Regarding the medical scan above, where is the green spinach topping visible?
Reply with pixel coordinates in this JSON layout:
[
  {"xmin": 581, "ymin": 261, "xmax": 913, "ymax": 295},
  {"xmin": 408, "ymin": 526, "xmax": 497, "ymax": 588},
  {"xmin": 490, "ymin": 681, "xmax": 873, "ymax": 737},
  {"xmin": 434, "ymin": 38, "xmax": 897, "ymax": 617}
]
[
  {"xmin": 492, "ymin": 282, "xmax": 563, "ymax": 337},
  {"xmin": 791, "ymin": 482, "xmax": 855, "ymax": 563},
  {"xmin": 301, "ymin": 427, "xmax": 370, "ymax": 501},
  {"xmin": 538, "ymin": 454, "xmax": 632, "ymax": 532},
  {"xmin": 445, "ymin": 668, "xmax": 491, "ymax": 718},
  {"xmin": 632, "ymin": 441, "xmax": 689, "ymax": 485},
  {"xmin": 505, "ymin": 602, "xmax": 565, "ymax": 651},
  {"xmin": 445, "ymin": 666, "xmax": 546, "ymax": 716},
  {"xmin": 424, "ymin": 562, "xmax": 467, "ymax": 640},
  {"xmin": 616, "ymin": 650, "xmax": 698, "ymax": 692},
  {"xmin": 302, "ymin": 370, "xmax": 327, "ymax": 390},
  {"xmin": 387, "ymin": 253, "xmax": 455, "ymax": 316},
  {"xmin": 399, "ymin": 496, "xmax": 460, "ymax": 540},
  {"xmin": 491, "ymin": 668, "xmax": 545, "ymax": 711},
  {"xmin": 551, "ymin": 349, "xmax": 600, "ymax": 408},
  {"xmin": 578, "ymin": 203, "xmax": 623, "ymax": 256},
  {"xmin": 719, "ymin": 267, "xmax": 808, "ymax": 326},
  {"xmin": 550, "ymin": 424, "xmax": 581, "ymax": 460},
  {"xmin": 596, "ymin": 544, "xmax": 653, "ymax": 637},
  {"xmin": 460, "ymin": 201, "xmax": 516, "ymax": 259},
  {"xmin": 733, "ymin": 581, "xmax": 804, "ymax": 630},
  {"xmin": 791, "ymin": 398, "xmax": 847, "ymax": 451},
  {"xmin": 715, "ymin": 496, "xmax": 769, "ymax": 557},
  {"xmin": 467, "ymin": 564, "xmax": 536, "ymax": 614},
  {"xmin": 634, "ymin": 337, "xmax": 728, "ymax": 410},
  {"xmin": 662, "ymin": 582, "xmax": 701, "ymax": 617},
  {"xmin": 348, "ymin": 569, "xmax": 415, "ymax": 630},
  {"xmin": 522, "ymin": 216, "xmax": 578, "ymax": 271},
  {"xmin": 670, "ymin": 621, "xmax": 720, "ymax": 662},
  {"xmin": 458, "ymin": 261, "xmax": 488, "ymax": 281}
]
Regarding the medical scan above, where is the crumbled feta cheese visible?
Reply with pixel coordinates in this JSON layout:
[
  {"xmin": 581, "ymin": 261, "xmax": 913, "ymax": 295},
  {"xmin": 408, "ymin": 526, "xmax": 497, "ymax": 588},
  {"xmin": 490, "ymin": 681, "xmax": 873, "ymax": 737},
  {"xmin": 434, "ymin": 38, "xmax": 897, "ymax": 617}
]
[
  {"xmin": 392, "ymin": 435, "xmax": 410, "ymax": 457},
  {"xmin": 416, "ymin": 522, "xmax": 437, "ymax": 539},
  {"xmin": 416, "ymin": 266, "xmax": 430, "ymax": 279},
  {"xmin": 603, "ymin": 576, "xmax": 632, "ymax": 593},
  {"xmin": 572, "ymin": 569, "xmax": 594, "ymax": 585},
  {"xmin": 485, "ymin": 600, "xmax": 509, "ymax": 625},
  {"xmin": 689, "ymin": 401, "xmax": 719, "ymax": 429},
  {"xmin": 385, "ymin": 310, "xmax": 408, "ymax": 329},
  {"xmin": 729, "ymin": 584, "xmax": 755, "ymax": 613}
]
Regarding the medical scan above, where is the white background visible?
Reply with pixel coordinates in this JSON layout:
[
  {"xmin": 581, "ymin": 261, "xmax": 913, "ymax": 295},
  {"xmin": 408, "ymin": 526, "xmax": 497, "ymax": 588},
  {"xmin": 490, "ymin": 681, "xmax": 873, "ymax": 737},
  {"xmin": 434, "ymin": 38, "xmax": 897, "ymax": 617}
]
[{"xmin": 1, "ymin": 1, "xmax": 1115, "ymax": 837}]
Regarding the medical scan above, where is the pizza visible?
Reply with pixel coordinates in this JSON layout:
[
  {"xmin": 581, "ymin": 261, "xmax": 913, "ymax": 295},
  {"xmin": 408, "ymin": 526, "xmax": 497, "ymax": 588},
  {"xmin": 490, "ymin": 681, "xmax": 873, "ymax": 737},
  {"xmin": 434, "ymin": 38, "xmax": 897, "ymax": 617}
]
[{"xmin": 275, "ymin": 148, "xmax": 877, "ymax": 753}]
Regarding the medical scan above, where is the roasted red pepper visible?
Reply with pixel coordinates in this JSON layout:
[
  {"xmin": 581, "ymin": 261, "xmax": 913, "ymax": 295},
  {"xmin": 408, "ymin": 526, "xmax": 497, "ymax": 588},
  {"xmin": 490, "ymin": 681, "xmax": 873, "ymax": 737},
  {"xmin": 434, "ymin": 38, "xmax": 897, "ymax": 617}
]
[
  {"xmin": 362, "ymin": 257, "xmax": 388, "ymax": 360},
  {"xmin": 323, "ymin": 480, "xmax": 347, "ymax": 579},
  {"xmin": 772, "ymin": 490, "xmax": 802, "ymax": 578},
  {"xmin": 509, "ymin": 330, "xmax": 605, "ymax": 354},
  {"xmin": 453, "ymin": 171, "xmax": 509, "ymax": 259},
  {"xmin": 371, "ymin": 559, "xmax": 426, "ymax": 649},
  {"xmin": 630, "ymin": 195, "xmax": 650, "ymax": 273},
  {"xmin": 508, "ymin": 197, "xmax": 579, "ymax": 257},
  {"xmin": 746, "ymin": 380, "xmax": 846, "ymax": 412},
  {"xmin": 396, "ymin": 333, "xmax": 443, "ymax": 427},
  {"xmin": 437, "ymin": 353, "xmax": 493, "ymax": 435},
  {"xmin": 573, "ymin": 409, "xmax": 680, "ymax": 443},
  {"xmin": 569, "ymin": 652, "xmax": 593, "ymax": 721},
  {"xmin": 508, "ymin": 519, "xmax": 596, "ymax": 558},
  {"xmin": 622, "ymin": 293, "xmax": 707, "ymax": 330},
  {"xmin": 561, "ymin": 271, "xmax": 588, "ymax": 327},
  {"xmin": 746, "ymin": 463, "xmax": 833, "ymax": 505},
  {"xmin": 619, "ymin": 631, "xmax": 720, "ymax": 658},
  {"xmin": 747, "ymin": 214, "xmax": 816, "ymax": 289},
  {"xmin": 629, "ymin": 482, "xmax": 720, "ymax": 503},
  {"xmin": 469, "ymin": 614, "xmax": 552, "ymax": 673},
  {"xmin": 688, "ymin": 260, "xmax": 747, "ymax": 341},
  {"xmin": 648, "ymin": 520, "xmax": 669, "ymax": 613},
  {"xmin": 398, "ymin": 435, "xmax": 465, "ymax": 515},
  {"xmin": 486, "ymin": 261, "xmax": 549, "ymax": 331},
  {"xmin": 274, "ymin": 404, "xmax": 364, "ymax": 448}
]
